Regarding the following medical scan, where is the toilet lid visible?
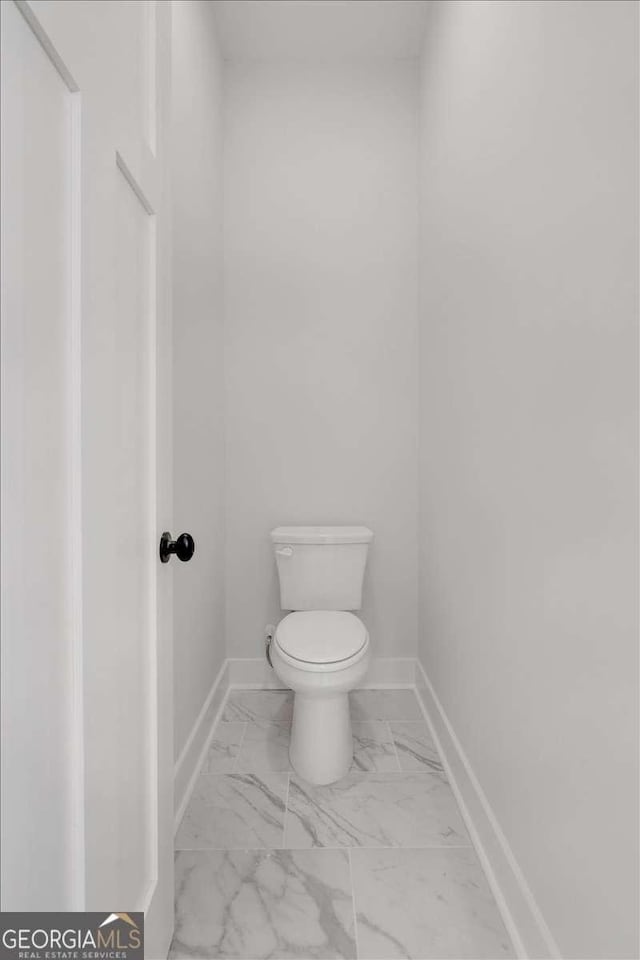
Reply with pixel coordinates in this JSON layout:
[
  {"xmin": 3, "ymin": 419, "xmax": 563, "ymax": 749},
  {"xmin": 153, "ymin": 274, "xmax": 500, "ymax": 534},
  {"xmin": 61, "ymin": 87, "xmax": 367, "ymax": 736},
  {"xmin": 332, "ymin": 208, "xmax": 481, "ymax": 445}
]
[{"xmin": 275, "ymin": 611, "xmax": 367, "ymax": 664}]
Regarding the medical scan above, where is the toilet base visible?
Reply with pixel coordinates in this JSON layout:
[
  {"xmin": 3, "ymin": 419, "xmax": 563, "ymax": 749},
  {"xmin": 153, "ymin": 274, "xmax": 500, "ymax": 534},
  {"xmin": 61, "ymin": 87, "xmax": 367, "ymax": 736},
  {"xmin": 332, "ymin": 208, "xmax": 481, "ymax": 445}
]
[
  {"xmin": 271, "ymin": 627, "xmax": 370, "ymax": 786},
  {"xmin": 289, "ymin": 692, "xmax": 353, "ymax": 785}
]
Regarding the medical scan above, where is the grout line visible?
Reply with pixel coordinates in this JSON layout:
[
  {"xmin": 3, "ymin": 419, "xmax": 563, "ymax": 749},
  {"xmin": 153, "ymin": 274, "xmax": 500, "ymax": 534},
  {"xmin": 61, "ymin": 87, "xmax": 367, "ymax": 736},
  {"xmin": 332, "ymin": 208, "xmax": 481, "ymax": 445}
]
[
  {"xmin": 231, "ymin": 721, "xmax": 249, "ymax": 773},
  {"xmin": 347, "ymin": 848, "xmax": 360, "ymax": 960},
  {"xmin": 191, "ymin": 769, "xmax": 452, "ymax": 780},
  {"xmin": 174, "ymin": 843, "xmax": 475, "ymax": 853},
  {"xmin": 386, "ymin": 720, "xmax": 402, "ymax": 772},
  {"xmin": 282, "ymin": 773, "xmax": 292, "ymax": 848}
]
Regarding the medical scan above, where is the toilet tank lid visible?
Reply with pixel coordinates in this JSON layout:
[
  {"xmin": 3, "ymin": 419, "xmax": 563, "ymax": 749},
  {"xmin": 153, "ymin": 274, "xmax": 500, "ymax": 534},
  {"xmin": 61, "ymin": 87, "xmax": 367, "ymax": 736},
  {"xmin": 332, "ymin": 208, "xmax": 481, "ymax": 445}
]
[{"xmin": 270, "ymin": 525, "xmax": 374, "ymax": 545}]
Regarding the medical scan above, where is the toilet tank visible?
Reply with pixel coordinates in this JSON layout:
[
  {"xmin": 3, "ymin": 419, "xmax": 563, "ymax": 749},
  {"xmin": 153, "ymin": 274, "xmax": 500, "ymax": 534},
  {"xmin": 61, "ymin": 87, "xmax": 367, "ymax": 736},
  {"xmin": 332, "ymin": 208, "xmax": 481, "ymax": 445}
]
[{"xmin": 270, "ymin": 526, "xmax": 374, "ymax": 611}]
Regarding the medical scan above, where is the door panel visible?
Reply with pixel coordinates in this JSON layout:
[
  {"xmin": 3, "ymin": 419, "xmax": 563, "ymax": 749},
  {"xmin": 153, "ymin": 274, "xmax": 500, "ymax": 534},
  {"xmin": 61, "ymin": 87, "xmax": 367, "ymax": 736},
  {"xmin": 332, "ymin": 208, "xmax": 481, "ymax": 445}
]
[
  {"xmin": 1, "ymin": 1, "xmax": 173, "ymax": 954},
  {"xmin": 83, "ymin": 160, "xmax": 157, "ymax": 910},
  {"xmin": 114, "ymin": 165, "xmax": 156, "ymax": 911},
  {"xmin": 0, "ymin": 0, "xmax": 82, "ymax": 910}
]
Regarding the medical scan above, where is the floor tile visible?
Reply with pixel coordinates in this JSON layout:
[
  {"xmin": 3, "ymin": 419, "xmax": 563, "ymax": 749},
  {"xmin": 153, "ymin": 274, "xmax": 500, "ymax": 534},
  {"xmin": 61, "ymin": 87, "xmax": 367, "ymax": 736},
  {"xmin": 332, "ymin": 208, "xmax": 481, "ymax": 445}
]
[
  {"xmin": 351, "ymin": 721, "xmax": 399, "ymax": 772},
  {"xmin": 170, "ymin": 848, "xmax": 357, "ymax": 959},
  {"xmin": 351, "ymin": 847, "xmax": 515, "ymax": 959},
  {"xmin": 389, "ymin": 721, "xmax": 445, "ymax": 775},
  {"xmin": 284, "ymin": 771, "xmax": 470, "ymax": 849},
  {"xmin": 234, "ymin": 721, "xmax": 292, "ymax": 772},
  {"xmin": 350, "ymin": 689, "xmax": 422, "ymax": 722},
  {"xmin": 223, "ymin": 689, "xmax": 294, "ymax": 722},
  {"xmin": 175, "ymin": 773, "xmax": 288, "ymax": 850},
  {"xmin": 201, "ymin": 722, "xmax": 246, "ymax": 774}
]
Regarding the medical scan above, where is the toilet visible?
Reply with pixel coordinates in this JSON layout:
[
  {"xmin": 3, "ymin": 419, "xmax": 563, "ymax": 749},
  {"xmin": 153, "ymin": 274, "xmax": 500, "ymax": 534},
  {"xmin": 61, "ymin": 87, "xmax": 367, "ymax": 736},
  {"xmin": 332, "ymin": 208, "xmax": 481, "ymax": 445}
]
[{"xmin": 269, "ymin": 525, "xmax": 374, "ymax": 785}]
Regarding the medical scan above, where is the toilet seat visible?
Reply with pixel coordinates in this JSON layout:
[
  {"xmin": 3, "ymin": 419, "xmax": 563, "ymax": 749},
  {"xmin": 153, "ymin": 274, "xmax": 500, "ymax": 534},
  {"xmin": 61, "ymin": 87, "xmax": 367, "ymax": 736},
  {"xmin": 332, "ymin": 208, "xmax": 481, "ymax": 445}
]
[{"xmin": 275, "ymin": 610, "xmax": 367, "ymax": 665}]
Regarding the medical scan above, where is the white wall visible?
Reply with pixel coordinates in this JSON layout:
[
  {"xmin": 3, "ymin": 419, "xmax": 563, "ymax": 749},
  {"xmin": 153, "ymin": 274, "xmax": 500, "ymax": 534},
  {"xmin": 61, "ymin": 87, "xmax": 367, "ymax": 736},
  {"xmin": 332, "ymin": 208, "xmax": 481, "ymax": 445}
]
[
  {"xmin": 418, "ymin": 2, "xmax": 638, "ymax": 958},
  {"xmin": 224, "ymin": 60, "xmax": 419, "ymax": 659},
  {"xmin": 172, "ymin": 0, "xmax": 225, "ymax": 761}
]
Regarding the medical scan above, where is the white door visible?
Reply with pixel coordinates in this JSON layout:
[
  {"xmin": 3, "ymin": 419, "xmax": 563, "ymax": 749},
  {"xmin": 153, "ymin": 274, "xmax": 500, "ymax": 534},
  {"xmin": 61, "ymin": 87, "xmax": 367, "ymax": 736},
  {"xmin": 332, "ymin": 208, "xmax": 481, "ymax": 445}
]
[{"xmin": 1, "ymin": 1, "xmax": 174, "ymax": 955}]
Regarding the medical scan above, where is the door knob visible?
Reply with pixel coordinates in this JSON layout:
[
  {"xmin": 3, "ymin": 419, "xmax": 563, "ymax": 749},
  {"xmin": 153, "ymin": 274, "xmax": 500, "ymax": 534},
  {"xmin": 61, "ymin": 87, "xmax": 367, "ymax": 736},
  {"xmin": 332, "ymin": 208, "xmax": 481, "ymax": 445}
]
[{"xmin": 159, "ymin": 531, "xmax": 195, "ymax": 563}]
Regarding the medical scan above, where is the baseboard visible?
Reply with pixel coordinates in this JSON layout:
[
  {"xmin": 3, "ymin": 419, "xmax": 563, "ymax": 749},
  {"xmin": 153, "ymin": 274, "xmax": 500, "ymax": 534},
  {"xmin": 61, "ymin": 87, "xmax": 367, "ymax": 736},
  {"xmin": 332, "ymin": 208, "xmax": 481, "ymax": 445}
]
[
  {"xmin": 227, "ymin": 655, "xmax": 417, "ymax": 688},
  {"xmin": 415, "ymin": 659, "xmax": 561, "ymax": 960},
  {"xmin": 173, "ymin": 659, "xmax": 230, "ymax": 830}
]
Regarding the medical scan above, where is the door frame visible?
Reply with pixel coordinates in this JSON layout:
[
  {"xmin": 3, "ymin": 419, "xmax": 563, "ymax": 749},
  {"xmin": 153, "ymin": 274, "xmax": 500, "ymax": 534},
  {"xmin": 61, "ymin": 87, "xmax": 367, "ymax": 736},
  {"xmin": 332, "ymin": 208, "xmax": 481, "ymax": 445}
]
[{"xmin": 0, "ymin": 2, "xmax": 175, "ymax": 955}]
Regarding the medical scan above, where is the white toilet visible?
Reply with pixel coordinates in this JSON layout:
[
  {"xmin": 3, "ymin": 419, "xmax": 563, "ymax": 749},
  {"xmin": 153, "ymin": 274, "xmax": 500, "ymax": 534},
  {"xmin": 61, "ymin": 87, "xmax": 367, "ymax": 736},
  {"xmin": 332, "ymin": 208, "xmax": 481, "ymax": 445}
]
[{"xmin": 269, "ymin": 525, "xmax": 374, "ymax": 785}]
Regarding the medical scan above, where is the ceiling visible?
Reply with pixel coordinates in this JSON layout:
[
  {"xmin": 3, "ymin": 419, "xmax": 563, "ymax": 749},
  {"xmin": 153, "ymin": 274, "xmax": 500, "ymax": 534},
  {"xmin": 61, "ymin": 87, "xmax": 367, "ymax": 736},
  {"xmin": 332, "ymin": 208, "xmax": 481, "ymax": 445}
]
[{"xmin": 212, "ymin": 1, "xmax": 430, "ymax": 61}]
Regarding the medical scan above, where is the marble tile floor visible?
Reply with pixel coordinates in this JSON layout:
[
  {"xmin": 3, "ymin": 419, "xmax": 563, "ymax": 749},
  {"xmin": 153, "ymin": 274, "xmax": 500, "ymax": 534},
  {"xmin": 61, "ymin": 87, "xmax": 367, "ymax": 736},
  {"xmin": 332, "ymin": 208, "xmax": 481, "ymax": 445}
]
[{"xmin": 170, "ymin": 688, "xmax": 514, "ymax": 960}]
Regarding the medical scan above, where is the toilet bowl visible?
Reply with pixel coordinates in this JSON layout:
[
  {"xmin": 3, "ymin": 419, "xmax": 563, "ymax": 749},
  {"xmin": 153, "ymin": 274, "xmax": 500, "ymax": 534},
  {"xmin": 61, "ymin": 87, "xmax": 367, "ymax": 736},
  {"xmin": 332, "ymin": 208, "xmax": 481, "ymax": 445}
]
[
  {"xmin": 270, "ymin": 525, "xmax": 374, "ymax": 785},
  {"xmin": 271, "ymin": 610, "xmax": 371, "ymax": 784}
]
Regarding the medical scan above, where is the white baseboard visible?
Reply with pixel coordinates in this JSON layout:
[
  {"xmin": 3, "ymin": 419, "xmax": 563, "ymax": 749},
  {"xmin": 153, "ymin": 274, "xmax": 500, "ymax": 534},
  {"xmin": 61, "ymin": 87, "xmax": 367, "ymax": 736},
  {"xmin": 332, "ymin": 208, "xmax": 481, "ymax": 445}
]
[
  {"xmin": 415, "ymin": 658, "xmax": 561, "ymax": 960},
  {"xmin": 173, "ymin": 659, "xmax": 230, "ymax": 830},
  {"xmin": 227, "ymin": 655, "xmax": 417, "ymax": 688}
]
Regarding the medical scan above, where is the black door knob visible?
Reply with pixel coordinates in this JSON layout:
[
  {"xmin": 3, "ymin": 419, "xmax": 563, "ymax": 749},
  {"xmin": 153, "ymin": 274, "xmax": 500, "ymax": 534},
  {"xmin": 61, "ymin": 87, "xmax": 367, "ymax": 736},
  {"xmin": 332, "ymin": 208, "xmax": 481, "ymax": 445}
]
[{"xmin": 159, "ymin": 531, "xmax": 195, "ymax": 563}]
